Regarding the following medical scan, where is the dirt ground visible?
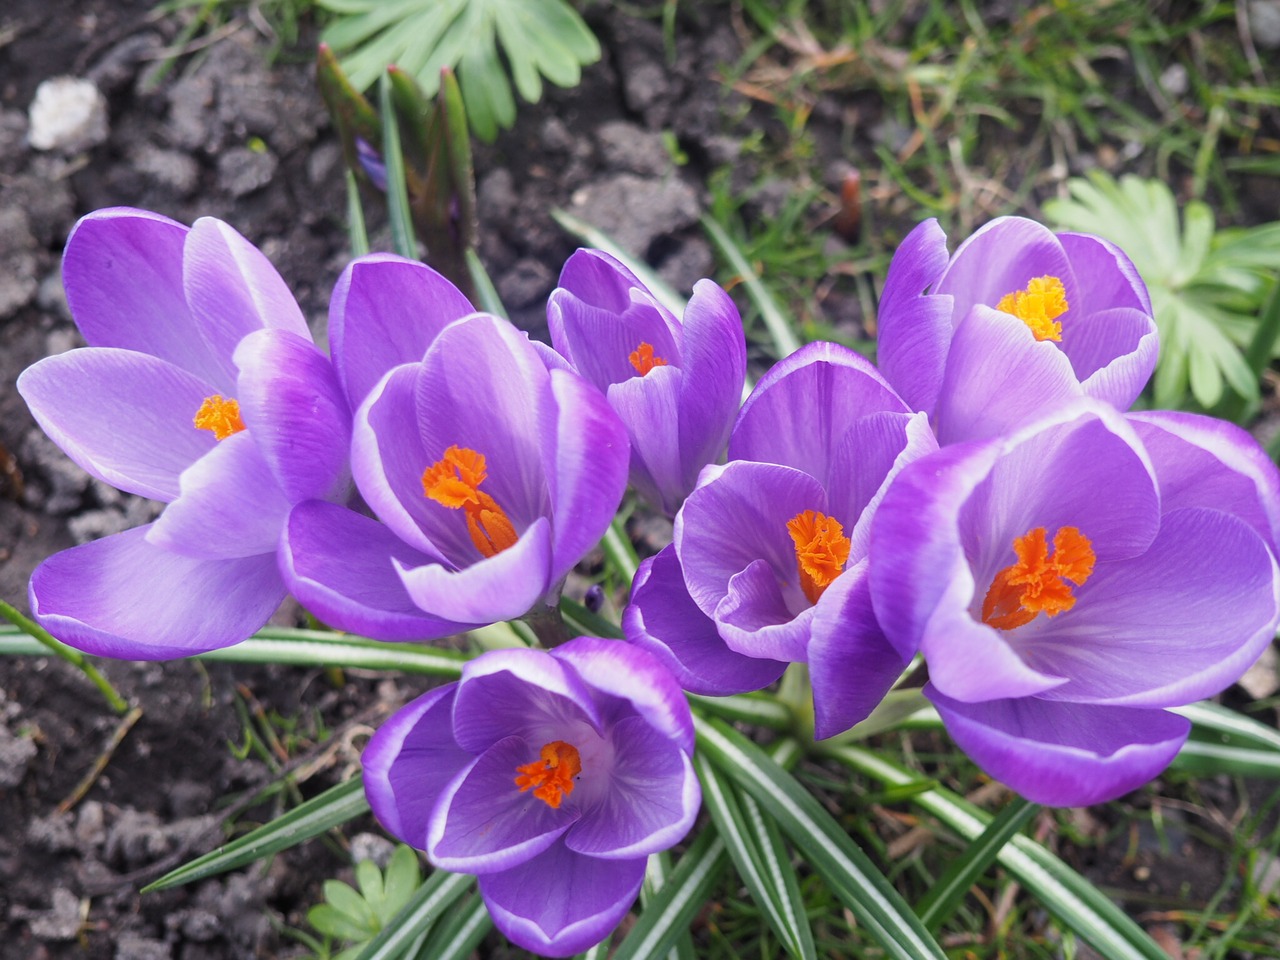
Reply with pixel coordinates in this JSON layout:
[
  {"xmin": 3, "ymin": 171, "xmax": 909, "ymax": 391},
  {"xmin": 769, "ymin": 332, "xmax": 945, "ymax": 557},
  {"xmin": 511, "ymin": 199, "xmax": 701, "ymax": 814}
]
[{"xmin": 2, "ymin": 2, "xmax": 1279, "ymax": 958}]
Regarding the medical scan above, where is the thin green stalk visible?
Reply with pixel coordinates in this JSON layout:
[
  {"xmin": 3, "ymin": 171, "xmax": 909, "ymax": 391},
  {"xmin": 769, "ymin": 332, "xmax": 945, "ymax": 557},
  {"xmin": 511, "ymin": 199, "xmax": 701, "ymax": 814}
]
[
  {"xmin": 602, "ymin": 516, "xmax": 639, "ymax": 583},
  {"xmin": 0, "ymin": 599, "xmax": 129, "ymax": 714},
  {"xmin": 346, "ymin": 168, "xmax": 370, "ymax": 257}
]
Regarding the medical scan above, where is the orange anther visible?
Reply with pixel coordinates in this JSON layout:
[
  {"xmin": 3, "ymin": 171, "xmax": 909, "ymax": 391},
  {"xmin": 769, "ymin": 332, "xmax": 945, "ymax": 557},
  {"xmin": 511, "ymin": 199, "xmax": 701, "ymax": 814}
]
[
  {"xmin": 193, "ymin": 395, "xmax": 246, "ymax": 440},
  {"xmin": 996, "ymin": 275, "xmax": 1068, "ymax": 342},
  {"xmin": 628, "ymin": 341, "xmax": 669, "ymax": 377},
  {"xmin": 981, "ymin": 526, "xmax": 1095, "ymax": 631},
  {"xmin": 514, "ymin": 740, "xmax": 582, "ymax": 809},
  {"xmin": 422, "ymin": 446, "xmax": 519, "ymax": 558},
  {"xmin": 787, "ymin": 509, "xmax": 851, "ymax": 605}
]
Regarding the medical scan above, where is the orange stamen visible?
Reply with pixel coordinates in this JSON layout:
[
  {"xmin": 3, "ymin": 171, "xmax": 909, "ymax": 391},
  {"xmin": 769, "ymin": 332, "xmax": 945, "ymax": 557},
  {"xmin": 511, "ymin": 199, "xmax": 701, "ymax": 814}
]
[
  {"xmin": 514, "ymin": 740, "xmax": 582, "ymax": 809},
  {"xmin": 193, "ymin": 395, "xmax": 246, "ymax": 440},
  {"xmin": 628, "ymin": 341, "xmax": 669, "ymax": 377},
  {"xmin": 422, "ymin": 446, "xmax": 519, "ymax": 558},
  {"xmin": 787, "ymin": 509, "xmax": 851, "ymax": 605},
  {"xmin": 981, "ymin": 526, "xmax": 1095, "ymax": 631},
  {"xmin": 995, "ymin": 275, "xmax": 1068, "ymax": 342}
]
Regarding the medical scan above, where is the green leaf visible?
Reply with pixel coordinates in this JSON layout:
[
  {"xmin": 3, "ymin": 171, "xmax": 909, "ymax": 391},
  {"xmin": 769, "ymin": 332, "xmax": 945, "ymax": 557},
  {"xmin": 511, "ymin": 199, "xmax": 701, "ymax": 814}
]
[
  {"xmin": 695, "ymin": 717, "xmax": 947, "ymax": 960},
  {"xmin": 694, "ymin": 752, "xmax": 817, "ymax": 960},
  {"xmin": 354, "ymin": 861, "xmax": 385, "ymax": 911},
  {"xmin": 701, "ymin": 214, "xmax": 803, "ymax": 359},
  {"xmin": 143, "ymin": 777, "xmax": 369, "ymax": 891},
  {"xmin": 609, "ymin": 829, "xmax": 729, "ymax": 960},
  {"xmin": 1171, "ymin": 700, "xmax": 1280, "ymax": 778},
  {"xmin": 640, "ymin": 851, "xmax": 697, "ymax": 960},
  {"xmin": 914, "ymin": 796, "xmax": 1039, "ymax": 932},
  {"xmin": 382, "ymin": 846, "xmax": 423, "ymax": 920},
  {"xmin": 353, "ymin": 869, "xmax": 474, "ymax": 960},
  {"xmin": 379, "ymin": 72, "xmax": 417, "ymax": 259},
  {"xmin": 325, "ymin": 879, "xmax": 380, "ymax": 934},
  {"xmin": 412, "ymin": 892, "xmax": 491, "ymax": 960},
  {"xmin": 830, "ymin": 746, "xmax": 1169, "ymax": 960},
  {"xmin": 310, "ymin": 902, "xmax": 375, "ymax": 942}
]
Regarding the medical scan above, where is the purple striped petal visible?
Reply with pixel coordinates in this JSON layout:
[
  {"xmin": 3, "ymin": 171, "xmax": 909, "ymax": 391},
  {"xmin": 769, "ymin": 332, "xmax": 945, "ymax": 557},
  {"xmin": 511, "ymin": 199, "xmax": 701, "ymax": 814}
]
[
  {"xmin": 606, "ymin": 368, "xmax": 682, "ymax": 514},
  {"xmin": 29, "ymin": 526, "xmax": 282, "ymax": 659},
  {"xmin": 934, "ymin": 218, "xmax": 1076, "ymax": 323},
  {"xmin": 928, "ymin": 685, "xmax": 1189, "ymax": 806},
  {"xmin": 479, "ymin": 845, "xmax": 646, "ymax": 958},
  {"xmin": 1056, "ymin": 232, "xmax": 1152, "ymax": 315},
  {"xmin": 675, "ymin": 279, "xmax": 746, "ymax": 477},
  {"xmin": 17, "ymin": 348, "xmax": 216, "ymax": 502}
]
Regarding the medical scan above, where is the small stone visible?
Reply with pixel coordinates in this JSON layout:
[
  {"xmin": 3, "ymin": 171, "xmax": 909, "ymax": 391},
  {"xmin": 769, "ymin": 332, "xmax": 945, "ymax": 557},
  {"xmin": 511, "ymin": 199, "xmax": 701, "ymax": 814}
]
[
  {"xmin": 568, "ymin": 173, "xmax": 700, "ymax": 259},
  {"xmin": 22, "ymin": 429, "xmax": 92, "ymax": 515},
  {"xmin": 76, "ymin": 800, "xmax": 107, "ymax": 849},
  {"xmin": 27, "ymin": 813, "xmax": 76, "ymax": 854},
  {"xmin": 596, "ymin": 122, "xmax": 674, "ymax": 177},
  {"xmin": 1159, "ymin": 63, "xmax": 1188, "ymax": 98},
  {"xmin": 28, "ymin": 888, "xmax": 84, "ymax": 941},
  {"xmin": 0, "ymin": 207, "xmax": 40, "ymax": 319},
  {"xmin": 178, "ymin": 909, "xmax": 220, "ymax": 943},
  {"xmin": 104, "ymin": 808, "xmax": 170, "ymax": 869},
  {"xmin": 217, "ymin": 145, "xmax": 279, "ymax": 197},
  {"xmin": 350, "ymin": 832, "xmax": 396, "ymax": 869},
  {"xmin": 114, "ymin": 937, "xmax": 172, "ymax": 960},
  {"xmin": 496, "ymin": 258, "xmax": 554, "ymax": 309},
  {"xmin": 130, "ymin": 144, "xmax": 201, "ymax": 197},
  {"xmin": 0, "ymin": 724, "xmax": 36, "ymax": 788},
  {"xmin": 1250, "ymin": 0, "xmax": 1280, "ymax": 49},
  {"xmin": 28, "ymin": 77, "xmax": 109, "ymax": 152}
]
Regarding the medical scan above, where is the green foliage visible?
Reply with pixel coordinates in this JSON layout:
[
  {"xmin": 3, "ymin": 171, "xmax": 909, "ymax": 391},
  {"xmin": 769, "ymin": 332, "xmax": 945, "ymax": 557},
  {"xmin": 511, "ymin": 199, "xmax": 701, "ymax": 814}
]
[
  {"xmin": 1043, "ymin": 171, "xmax": 1280, "ymax": 411},
  {"xmin": 316, "ymin": 0, "xmax": 600, "ymax": 141},
  {"xmin": 307, "ymin": 846, "xmax": 422, "ymax": 959}
]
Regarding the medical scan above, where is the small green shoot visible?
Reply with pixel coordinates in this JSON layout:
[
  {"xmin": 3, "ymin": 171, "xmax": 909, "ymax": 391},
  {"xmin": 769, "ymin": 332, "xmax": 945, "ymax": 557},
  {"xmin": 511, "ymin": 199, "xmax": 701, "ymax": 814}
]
[{"xmin": 307, "ymin": 845, "xmax": 422, "ymax": 959}]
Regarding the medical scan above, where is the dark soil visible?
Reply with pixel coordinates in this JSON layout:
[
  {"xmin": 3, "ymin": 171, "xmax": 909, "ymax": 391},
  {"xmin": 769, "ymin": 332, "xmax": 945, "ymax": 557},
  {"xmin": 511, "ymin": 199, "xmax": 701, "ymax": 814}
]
[{"xmin": 2, "ymin": 2, "xmax": 1278, "ymax": 959}]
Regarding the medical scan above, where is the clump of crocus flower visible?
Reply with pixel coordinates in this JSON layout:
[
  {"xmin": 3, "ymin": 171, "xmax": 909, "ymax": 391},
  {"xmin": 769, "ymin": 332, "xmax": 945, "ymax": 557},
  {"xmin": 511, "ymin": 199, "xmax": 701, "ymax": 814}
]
[
  {"xmin": 876, "ymin": 216, "xmax": 1158, "ymax": 444},
  {"xmin": 18, "ymin": 208, "xmax": 351, "ymax": 658},
  {"xmin": 548, "ymin": 249, "xmax": 746, "ymax": 516},
  {"xmin": 362, "ymin": 639, "xmax": 700, "ymax": 957},
  {"xmin": 869, "ymin": 401, "xmax": 1280, "ymax": 805}
]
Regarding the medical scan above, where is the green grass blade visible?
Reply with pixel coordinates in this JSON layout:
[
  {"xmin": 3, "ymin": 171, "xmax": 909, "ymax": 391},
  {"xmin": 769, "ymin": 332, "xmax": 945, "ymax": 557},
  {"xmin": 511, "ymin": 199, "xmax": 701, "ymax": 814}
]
[
  {"xmin": 829, "ymin": 745, "xmax": 1169, "ymax": 960},
  {"xmin": 379, "ymin": 72, "xmax": 418, "ymax": 259},
  {"xmin": 464, "ymin": 248, "xmax": 508, "ymax": 317},
  {"xmin": 346, "ymin": 168, "xmax": 371, "ymax": 257},
  {"xmin": 1244, "ymin": 282, "xmax": 1280, "ymax": 377},
  {"xmin": 609, "ymin": 829, "xmax": 728, "ymax": 960},
  {"xmin": 641, "ymin": 851, "xmax": 697, "ymax": 960},
  {"xmin": 412, "ymin": 892, "xmax": 490, "ymax": 960},
  {"xmin": 559, "ymin": 596, "xmax": 624, "ymax": 640},
  {"xmin": 143, "ymin": 777, "xmax": 369, "ymax": 891},
  {"xmin": 695, "ymin": 717, "xmax": 947, "ymax": 960},
  {"xmin": 694, "ymin": 751, "xmax": 817, "ymax": 960},
  {"xmin": 687, "ymin": 692, "xmax": 793, "ymax": 731},
  {"xmin": 1171, "ymin": 699, "xmax": 1280, "ymax": 778},
  {"xmin": 700, "ymin": 214, "xmax": 802, "ymax": 358},
  {"xmin": 914, "ymin": 796, "xmax": 1038, "ymax": 932},
  {"xmin": 354, "ymin": 869, "xmax": 474, "ymax": 960},
  {"xmin": 194, "ymin": 630, "xmax": 467, "ymax": 678}
]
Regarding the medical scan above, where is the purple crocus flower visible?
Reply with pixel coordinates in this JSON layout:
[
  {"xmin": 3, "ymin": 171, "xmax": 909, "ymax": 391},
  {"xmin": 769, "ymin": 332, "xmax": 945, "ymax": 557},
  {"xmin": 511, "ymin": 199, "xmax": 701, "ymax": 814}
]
[
  {"xmin": 17, "ymin": 208, "xmax": 350, "ymax": 658},
  {"xmin": 547, "ymin": 249, "xmax": 746, "ymax": 516},
  {"xmin": 870, "ymin": 401, "xmax": 1280, "ymax": 805},
  {"xmin": 363, "ymin": 638, "xmax": 700, "ymax": 957},
  {"xmin": 626, "ymin": 342, "xmax": 936, "ymax": 735},
  {"xmin": 281, "ymin": 304, "xmax": 629, "ymax": 639},
  {"xmin": 877, "ymin": 217, "xmax": 1158, "ymax": 444}
]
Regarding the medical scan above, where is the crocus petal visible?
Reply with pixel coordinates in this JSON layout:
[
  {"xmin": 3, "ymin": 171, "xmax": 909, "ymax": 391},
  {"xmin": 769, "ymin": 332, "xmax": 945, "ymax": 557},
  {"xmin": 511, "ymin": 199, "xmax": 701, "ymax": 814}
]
[
  {"xmin": 565, "ymin": 716, "xmax": 699, "ymax": 858},
  {"xmin": 1129, "ymin": 410, "xmax": 1280, "ymax": 551},
  {"xmin": 362, "ymin": 684, "xmax": 471, "ymax": 848},
  {"xmin": 675, "ymin": 279, "xmax": 746, "ymax": 477},
  {"xmin": 452, "ymin": 647, "xmax": 603, "ymax": 754},
  {"xmin": 1067, "ymin": 307, "xmax": 1157, "ymax": 405},
  {"xmin": 329, "ymin": 254, "xmax": 476, "ymax": 411},
  {"xmin": 62, "ymin": 208, "xmax": 228, "ymax": 387},
  {"xmin": 183, "ymin": 216, "xmax": 309, "ymax": 384},
  {"xmin": 808, "ymin": 561, "xmax": 908, "ymax": 739},
  {"xmin": 551, "ymin": 636, "xmax": 695, "ymax": 755},
  {"xmin": 1056, "ymin": 232, "xmax": 1152, "ymax": 315},
  {"xmin": 927, "ymin": 686, "xmax": 1189, "ymax": 806},
  {"xmin": 427, "ymin": 735, "xmax": 578, "ymax": 873},
  {"xmin": 606, "ymin": 367, "xmax": 682, "ymax": 514},
  {"xmin": 234, "ymin": 329, "xmax": 352, "ymax": 503},
  {"xmin": 17, "ymin": 348, "xmax": 216, "ymax": 501},
  {"xmin": 395, "ymin": 516, "xmax": 553, "ymax": 624},
  {"xmin": 934, "ymin": 218, "xmax": 1077, "ymax": 322},
  {"xmin": 624, "ymin": 547, "xmax": 787, "ymax": 696},
  {"xmin": 479, "ymin": 845, "xmax": 646, "ymax": 958},
  {"xmin": 875, "ymin": 218, "xmax": 953, "ymax": 414},
  {"xmin": 147, "ymin": 431, "xmax": 291, "ymax": 559},
  {"xmin": 30, "ymin": 525, "xmax": 282, "ymax": 659},
  {"xmin": 280, "ymin": 501, "xmax": 469, "ymax": 641},
  {"xmin": 1021, "ymin": 507, "xmax": 1280, "ymax": 707},
  {"xmin": 932, "ymin": 305, "xmax": 1082, "ymax": 445},
  {"xmin": 544, "ymin": 368, "xmax": 630, "ymax": 576},
  {"xmin": 730, "ymin": 341, "xmax": 905, "ymax": 482},
  {"xmin": 715, "ymin": 560, "xmax": 816, "ymax": 662}
]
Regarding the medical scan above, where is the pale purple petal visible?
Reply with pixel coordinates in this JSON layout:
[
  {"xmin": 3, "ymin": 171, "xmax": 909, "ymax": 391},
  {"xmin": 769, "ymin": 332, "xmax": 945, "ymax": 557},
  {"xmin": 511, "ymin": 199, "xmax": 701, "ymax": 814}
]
[
  {"xmin": 928, "ymin": 686, "xmax": 1189, "ymax": 806},
  {"xmin": 280, "ymin": 501, "xmax": 468, "ymax": 641},
  {"xmin": 234, "ymin": 329, "xmax": 352, "ymax": 503},
  {"xmin": 452, "ymin": 648, "xmax": 603, "ymax": 753},
  {"xmin": 395, "ymin": 516, "xmax": 553, "ymax": 624},
  {"xmin": 565, "ymin": 716, "xmax": 699, "ymax": 858},
  {"xmin": 543, "ymin": 369, "xmax": 629, "ymax": 577},
  {"xmin": 808, "ymin": 561, "xmax": 908, "ymax": 739},
  {"xmin": 329, "ymin": 254, "xmax": 476, "ymax": 410},
  {"xmin": 551, "ymin": 636, "xmax": 695, "ymax": 754},
  {"xmin": 428, "ymin": 735, "xmax": 579, "ymax": 873},
  {"xmin": 934, "ymin": 218, "xmax": 1076, "ymax": 322},
  {"xmin": 62, "ymin": 209, "xmax": 228, "ymax": 387},
  {"xmin": 1021, "ymin": 507, "xmax": 1280, "ymax": 707},
  {"xmin": 933, "ymin": 306, "xmax": 1082, "ymax": 445},
  {"xmin": 183, "ymin": 216, "xmax": 309, "ymax": 384},
  {"xmin": 715, "ymin": 560, "xmax": 816, "ymax": 662},
  {"xmin": 1056, "ymin": 232, "xmax": 1152, "ymax": 315},
  {"xmin": 675, "ymin": 279, "xmax": 745, "ymax": 478},
  {"xmin": 624, "ymin": 548, "xmax": 787, "ymax": 696},
  {"xmin": 146, "ymin": 432, "xmax": 291, "ymax": 559},
  {"xmin": 29, "ymin": 525, "xmax": 282, "ymax": 659},
  {"xmin": 363, "ymin": 684, "xmax": 470, "ymax": 848},
  {"xmin": 1066, "ymin": 307, "xmax": 1157, "ymax": 399},
  {"xmin": 875, "ymin": 218, "xmax": 953, "ymax": 414},
  {"xmin": 479, "ymin": 845, "xmax": 646, "ymax": 958},
  {"xmin": 17, "ymin": 348, "xmax": 216, "ymax": 501},
  {"xmin": 606, "ymin": 367, "xmax": 682, "ymax": 514}
]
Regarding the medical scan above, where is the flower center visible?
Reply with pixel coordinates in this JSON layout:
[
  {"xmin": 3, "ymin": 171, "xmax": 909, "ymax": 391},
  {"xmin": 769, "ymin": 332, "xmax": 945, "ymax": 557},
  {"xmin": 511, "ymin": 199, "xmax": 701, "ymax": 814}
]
[
  {"xmin": 981, "ymin": 526, "xmax": 1095, "ymax": 631},
  {"xmin": 787, "ymin": 509, "xmax": 851, "ymax": 605},
  {"xmin": 422, "ymin": 445, "xmax": 519, "ymax": 559},
  {"xmin": 193, "ymin": 395, "xmax": 246, "ymax": 440},
  {"xmin": 995, "ymin": 275, "xmax": 1068, "ymax": 342},
  {"xmin": 514, "ymin": 740, "xmax": 582, "ymax": 809},
  {"xmin": 628, "ymin": 341, "xmax": 669, "ymax": 376}
]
